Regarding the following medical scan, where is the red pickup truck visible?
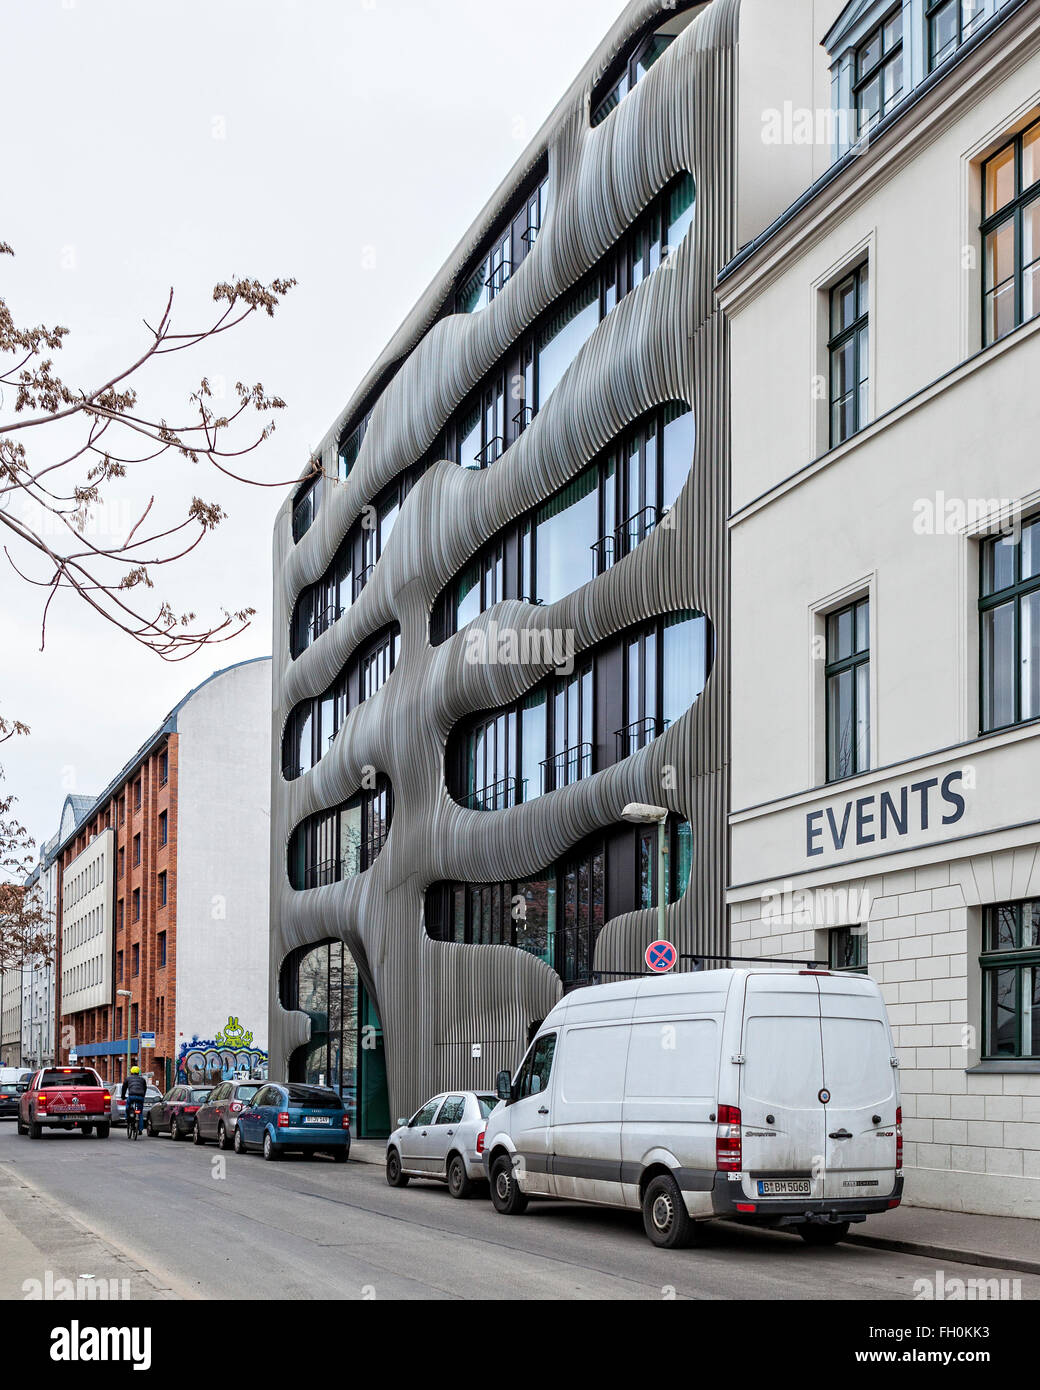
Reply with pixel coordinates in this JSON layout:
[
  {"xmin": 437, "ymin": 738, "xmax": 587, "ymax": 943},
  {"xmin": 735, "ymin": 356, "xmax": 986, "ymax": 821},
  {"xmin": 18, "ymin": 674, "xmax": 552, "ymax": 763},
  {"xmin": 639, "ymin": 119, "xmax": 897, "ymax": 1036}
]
[{"xmin": 18, "ymin": 1066, "xmax": 112, "ymax": 1139}]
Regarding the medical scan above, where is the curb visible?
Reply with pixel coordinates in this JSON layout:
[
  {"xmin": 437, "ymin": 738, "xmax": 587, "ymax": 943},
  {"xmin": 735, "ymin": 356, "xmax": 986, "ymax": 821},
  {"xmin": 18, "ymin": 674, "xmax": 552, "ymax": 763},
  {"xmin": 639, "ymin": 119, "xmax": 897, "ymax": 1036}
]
[{"xmin": 847, "ymin": 1231, "xmax": 1040, "ymax": 1278}]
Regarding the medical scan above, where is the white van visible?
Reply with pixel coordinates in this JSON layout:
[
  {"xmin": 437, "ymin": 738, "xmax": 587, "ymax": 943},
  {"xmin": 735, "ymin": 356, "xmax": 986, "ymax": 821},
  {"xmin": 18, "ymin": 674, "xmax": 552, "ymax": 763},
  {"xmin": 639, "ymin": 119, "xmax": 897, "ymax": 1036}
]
[{"xmin": 483, "ymin": 968, "xmax": 903, "ymax": 1248}]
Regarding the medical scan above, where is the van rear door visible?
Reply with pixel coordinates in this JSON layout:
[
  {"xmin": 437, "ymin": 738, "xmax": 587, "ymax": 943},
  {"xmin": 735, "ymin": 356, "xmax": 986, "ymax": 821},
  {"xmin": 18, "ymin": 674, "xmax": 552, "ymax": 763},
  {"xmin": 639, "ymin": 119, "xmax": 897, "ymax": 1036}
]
[
  {"xmin": 817, "ymin": 975, "xmax": 898, "ymax": 1200},
  {"xmin": 738, "ymin": 974, "xmax": 826, "ymax": 1199}
]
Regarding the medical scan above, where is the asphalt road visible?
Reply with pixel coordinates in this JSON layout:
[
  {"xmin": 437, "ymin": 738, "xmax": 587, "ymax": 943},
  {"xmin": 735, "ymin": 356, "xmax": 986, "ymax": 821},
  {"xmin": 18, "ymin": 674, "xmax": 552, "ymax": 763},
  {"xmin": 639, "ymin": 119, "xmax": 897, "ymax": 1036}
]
[{"xmin": 1, "ymin": 1120, "xmax": 1036, "ymax": 1301}]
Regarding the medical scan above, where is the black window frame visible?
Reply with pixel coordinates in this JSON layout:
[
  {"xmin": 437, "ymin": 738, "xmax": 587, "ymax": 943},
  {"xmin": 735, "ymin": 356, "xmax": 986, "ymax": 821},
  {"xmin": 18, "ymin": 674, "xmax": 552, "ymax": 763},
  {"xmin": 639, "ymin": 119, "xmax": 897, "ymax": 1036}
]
[
  {"xmin": 980, "ymin": 117, "xmax": 1040, "ymax": 347},
  {"xmin": 926, "ymin": 0, "xmax": 990, "ymax": 72},
  {"xmin": 825, "ymin": 596, "xmax": 871, "ymax": 782},
  {"xmin": 852, "ymin": 5, "xmax": 904, "ymax": 137},
  {"xmin": 829, "ymin": 925, "xmax": 869, "ymax": 972},
  {"xmin": 978, "ymin": 518, "xmax": 1040, "ymax": 733},
  {"xmin": 981, "ymin": 900, "xmax": 1040, "ymax": 1060},
  {"xmin": 828, "ymin": 261, "xmax": 870, "ymax": 447},
  {"xmin": 287, "ymin": 778, "xmax": 394, "ymax": 891}
]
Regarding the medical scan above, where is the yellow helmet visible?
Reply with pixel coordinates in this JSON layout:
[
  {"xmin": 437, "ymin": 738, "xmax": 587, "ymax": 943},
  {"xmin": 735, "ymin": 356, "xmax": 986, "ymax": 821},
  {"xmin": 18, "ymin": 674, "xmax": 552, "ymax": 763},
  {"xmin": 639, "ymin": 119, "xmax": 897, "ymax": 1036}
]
[{"xmin": 130, "ymin": 1065, "xmax": 140, "ymax": 1074}]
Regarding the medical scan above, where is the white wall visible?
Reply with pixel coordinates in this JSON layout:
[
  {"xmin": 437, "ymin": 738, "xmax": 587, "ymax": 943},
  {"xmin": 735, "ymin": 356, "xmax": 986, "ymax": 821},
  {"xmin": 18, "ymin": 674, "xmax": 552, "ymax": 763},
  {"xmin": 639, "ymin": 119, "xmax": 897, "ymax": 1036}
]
[
  {"xmin": 174, "ymin": 659, "xmax": 271, "ymax": 1059},
  {"xmin": 61, "ymin": 829, "xmax": 114, "ymax": 1019}
]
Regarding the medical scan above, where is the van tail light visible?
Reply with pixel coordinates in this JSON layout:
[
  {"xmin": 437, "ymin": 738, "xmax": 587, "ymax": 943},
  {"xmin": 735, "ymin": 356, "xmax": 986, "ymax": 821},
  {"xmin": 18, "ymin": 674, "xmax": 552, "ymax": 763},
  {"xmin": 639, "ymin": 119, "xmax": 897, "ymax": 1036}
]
[
  {"xmin": 716, "ymin": 1104, "xmax": 742, "ymax": 1171},
  {"xmin": 341, "ymin": 1114, "xmax": 350, "ymax": 1130},
  {"xmin": 230, "ymin": 1101, "xmax": 243, "ymax": 1114},
  {"xmin": 895, "ymin": 1106, "xmax": 903, "ymax": 1171},
  {"xmin": 277, "ymin": 1112, "xmax": 290, "ymax": 1128},
  {"xmin": 476, "ymin": 1128, "xmax": 486, "ymax": 1155}
]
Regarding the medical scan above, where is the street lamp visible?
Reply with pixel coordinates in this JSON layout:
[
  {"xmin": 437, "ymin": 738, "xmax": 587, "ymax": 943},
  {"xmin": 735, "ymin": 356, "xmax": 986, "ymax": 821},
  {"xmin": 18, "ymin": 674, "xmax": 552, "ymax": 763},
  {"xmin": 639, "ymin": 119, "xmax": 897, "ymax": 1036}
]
[
  {"xmin": 621, "ymin": 802, "xmax": 669, "ymax": 945},
  {"xmin": 117, "ymin": 988, "xmax": 132, "ymax": 1080}
]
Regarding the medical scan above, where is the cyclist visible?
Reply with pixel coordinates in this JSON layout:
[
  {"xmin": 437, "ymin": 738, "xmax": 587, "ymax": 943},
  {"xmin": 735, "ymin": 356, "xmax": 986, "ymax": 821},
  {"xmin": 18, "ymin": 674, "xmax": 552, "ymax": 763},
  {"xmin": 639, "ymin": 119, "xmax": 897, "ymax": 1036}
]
[{"xmin": 121, "ymin": 1065, "xmax": 147, "ymax": 1136}]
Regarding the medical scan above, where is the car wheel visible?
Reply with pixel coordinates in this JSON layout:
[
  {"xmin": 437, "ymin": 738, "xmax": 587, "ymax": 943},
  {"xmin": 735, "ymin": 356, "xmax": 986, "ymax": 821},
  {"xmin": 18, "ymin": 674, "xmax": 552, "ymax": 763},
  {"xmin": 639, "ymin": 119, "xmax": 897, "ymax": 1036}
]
[
  {"xmin": 642, "ymin": 1174, "xmax": 692, "ymax": 1249},
  {"xmin": 216, "ymin": 1123, "xmax": 229, "ymax": 1151},
  {"xmin": 385, "ymin": 1147, "xmax": 409, "ymax": 1187},
  {"xmin": 80, "ymin": 1124, "xmax": 94, "ymax": 1137},
  {"xmin": 96, "ymin": 1124, "xmax": 110, "ymax": 1139},
  {"xmin": 192, "ymin": 1121, "xmax": 206, "ymax": 1146},
  {"xmin": 263, "ymin": 1132, "xmax": 280, "ymax": 1162},
  {"xmin": 332, "ymin": 1147, "xmax": 348, "ymax": 1164},
  {"xmin": 490, "ymin": 1154, "xmax": 528, "ymax": 1215},
  {"xmin": 798, "ymin": 1221, "xmax": 850, "ymax": 1247},
  {"xmin": 29, "ymin": 1118, "xmax": 42, "ymax": 1140},
  {"xmin": 147, "ymin": 1115, "xmax": 157, "ymax": 1137},
  {"xmin": 233, "ymin": 1126, "xmax": 246, "ymax": 1155},
  {"xmin": 447, "ymin": 1154, "xmax": 472, "ymax": 1199},
  {"xmin": 16, "ymin": 1117, "xmax": 26, "ymax": 1136},
  {"xmin": 170, "ymin": 1118, "xmax": 181, "ymax": 1141}
]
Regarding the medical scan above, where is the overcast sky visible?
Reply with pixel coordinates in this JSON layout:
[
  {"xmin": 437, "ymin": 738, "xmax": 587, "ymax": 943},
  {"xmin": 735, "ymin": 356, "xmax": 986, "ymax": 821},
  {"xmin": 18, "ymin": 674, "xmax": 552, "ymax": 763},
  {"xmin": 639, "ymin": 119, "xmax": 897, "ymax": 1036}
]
[{"xmin": 0, "ymin": 0, "xmax": 628, "ymax": 857}]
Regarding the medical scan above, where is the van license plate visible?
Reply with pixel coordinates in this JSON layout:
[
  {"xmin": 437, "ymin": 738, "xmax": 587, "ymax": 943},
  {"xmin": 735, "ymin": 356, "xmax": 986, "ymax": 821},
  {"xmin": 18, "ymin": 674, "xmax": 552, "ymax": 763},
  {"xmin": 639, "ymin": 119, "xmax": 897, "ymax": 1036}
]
[
  {"xmin": 758, "ymin": 1180, "xmax": 811, "ymax": 1195},
  {"xmin": 303, "ymin": 1116, "xmax": 331, "ymax": 1125}
]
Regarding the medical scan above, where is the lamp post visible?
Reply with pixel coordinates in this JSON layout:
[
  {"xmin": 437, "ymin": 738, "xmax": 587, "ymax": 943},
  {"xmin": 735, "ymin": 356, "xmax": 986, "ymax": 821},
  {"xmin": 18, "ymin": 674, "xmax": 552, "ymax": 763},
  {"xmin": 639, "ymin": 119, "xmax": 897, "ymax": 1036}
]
[
  {"xmin": 621, "ymin": 802, "xmax": 670, "ymax": 945},
  {"xmin": 117, "ymin": 988, "xmax": 132, "ymax": 1080}
]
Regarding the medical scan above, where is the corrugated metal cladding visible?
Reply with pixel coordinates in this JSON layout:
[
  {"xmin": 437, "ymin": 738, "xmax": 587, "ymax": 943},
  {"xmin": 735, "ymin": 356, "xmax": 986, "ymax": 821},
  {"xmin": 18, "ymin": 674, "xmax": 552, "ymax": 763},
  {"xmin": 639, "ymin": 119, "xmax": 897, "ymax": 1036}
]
[{"xmin": 270, "ymin": 0, "xmax": 739, "ymax": 1117}]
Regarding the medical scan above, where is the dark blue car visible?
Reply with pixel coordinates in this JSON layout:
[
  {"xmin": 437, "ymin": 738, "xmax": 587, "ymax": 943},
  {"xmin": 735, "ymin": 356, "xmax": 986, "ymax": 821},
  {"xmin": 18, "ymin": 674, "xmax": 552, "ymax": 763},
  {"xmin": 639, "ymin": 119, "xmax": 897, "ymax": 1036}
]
[{"xmin": 234, "ymin": 1082, "xmax": 350, "ymax": 1162}]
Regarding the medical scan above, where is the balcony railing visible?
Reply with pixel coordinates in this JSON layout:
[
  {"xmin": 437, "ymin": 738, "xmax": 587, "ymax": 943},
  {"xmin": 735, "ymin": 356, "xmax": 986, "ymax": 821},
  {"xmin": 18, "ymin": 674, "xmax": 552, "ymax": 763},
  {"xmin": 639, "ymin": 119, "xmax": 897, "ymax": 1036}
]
[
  {"xmin": 353, "ymin": 566, "xmax": 374, "ymax": 601},
  {"xmin": 475, "ymin": 436, "xmax": 505, "ymax": 468},
  {"xmin": 302, "ymin": 858, "xmax": 341, "ymax": 890},
  {"xmin": 485, "ymin": 260, "xmax": 513, "ymax": 298},
  {"xmin": 541, "ymin": 742, "xmax": 593, "ymax": 792},
  {"xmin": 310, "ymin": 603, "xmax": 342, "ymax": 641},
  {"xmin": 614, "ymin": 717, "xmax": 668, "ymax": 759},
  {"xmin": 512, "ymin": 405, "xmax": 533, "ymax": 435},
  {"xmin": 591, "ymin": 506, "xmax": 661, "ymax": 573},
  {"xmin": 461, "ymin": 776, "xmax": 524, "ymax": 812}
]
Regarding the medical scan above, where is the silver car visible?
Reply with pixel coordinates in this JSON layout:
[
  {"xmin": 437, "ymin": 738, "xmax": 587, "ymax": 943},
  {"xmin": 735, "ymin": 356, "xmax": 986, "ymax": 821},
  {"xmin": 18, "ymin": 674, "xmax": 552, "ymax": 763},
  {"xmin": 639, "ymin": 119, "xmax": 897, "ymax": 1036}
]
[
  {"xmin": 110, "ymin": 1084, "xmax": 162, "ymax": 1129},
  {"xmin": 386, "ymin": 1091, "xmax": 500, "ymax": 1198}
]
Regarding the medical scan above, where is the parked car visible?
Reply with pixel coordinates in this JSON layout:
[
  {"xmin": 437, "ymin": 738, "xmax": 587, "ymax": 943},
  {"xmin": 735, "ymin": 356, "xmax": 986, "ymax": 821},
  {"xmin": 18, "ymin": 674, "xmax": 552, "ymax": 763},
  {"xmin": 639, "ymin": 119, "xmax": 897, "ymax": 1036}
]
[
  {"xmin": 17, "ymin": 1067, "xmax": 112, "ymax": 1139},
  {"xmin": 484, "ymin": 968, "xmax": 903, "ymax": 1249},
  {"xmin": 234, "ymin": 1083, "xmax": 349, "ymax": 1162},
  {"xmin": 192, "ymin": 1080, "xmax": 262, "ymax": 1149},
  {"xmin": 386, "ymin": 1091, "xmax": 499, "ymax": 1197},
  {"xmin": 146, "ymin": 1084, "xmax": 214, "ymax": 1139},
  {"xmin": 110, "ymin": 1084, "xmax": 163, "ymax": 1130},
  {"xmin": 0, "ymin": 1069, "xmax": 32, "ymax": 1119}
]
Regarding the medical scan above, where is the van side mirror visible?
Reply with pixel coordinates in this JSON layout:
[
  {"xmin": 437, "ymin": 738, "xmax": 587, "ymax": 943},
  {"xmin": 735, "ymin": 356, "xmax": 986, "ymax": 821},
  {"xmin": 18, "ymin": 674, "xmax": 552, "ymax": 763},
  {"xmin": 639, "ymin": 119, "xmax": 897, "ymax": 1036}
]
[{"xmin": 496, "ymin": 1069, "xmax": 512, "ymax": 1101}]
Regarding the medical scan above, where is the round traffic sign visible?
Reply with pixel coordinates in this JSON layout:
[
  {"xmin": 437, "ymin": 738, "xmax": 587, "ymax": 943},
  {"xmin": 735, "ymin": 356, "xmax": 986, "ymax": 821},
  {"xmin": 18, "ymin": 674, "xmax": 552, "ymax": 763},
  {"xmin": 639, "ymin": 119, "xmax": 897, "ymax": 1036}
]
[{"xmin": 645, "ymin": 939, "xmax": 677, "ymax": 973}]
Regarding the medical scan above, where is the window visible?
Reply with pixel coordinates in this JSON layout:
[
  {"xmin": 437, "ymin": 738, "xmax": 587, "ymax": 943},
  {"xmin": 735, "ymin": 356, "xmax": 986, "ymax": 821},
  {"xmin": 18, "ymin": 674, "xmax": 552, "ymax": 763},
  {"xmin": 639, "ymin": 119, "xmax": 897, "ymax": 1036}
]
[
  {"xmin": 132, "ymin": 888, "xmax": 141, "ymax": 922},
  {"xmin": 410, "ymin": 1098, "xmax": 440, "ymax": 1127},
  {"xmin": 158, "ymin": 931, "xmax": 167, "ymax": 969},
  {"xmin": 360, "ymin": 629, "xmax": 401, "ymax": 702},
  {"xmin": 980, "ymin": 518, "xmax": 1040, "ymax": 731},
  {"xmin": 590, "ymin": 8, "xmax": 699, "ymax": 125},
  {"xmin": 455, "ymin": 172, "xmax": 550, "ymax": 315},
  {"xmin": 829, "ymin": 262, "xmax": 870, "ymax": 445},
  {"xmin": 118, "ymin": 846, "xmax": 125, "ymax": 879},
  {"xmin": 853, "ymin": 8, "xmax": 903, "ymax": 136},
  {"xmin": 130, "ymin": 1004, "xmax": 138, "ymax": 1039},
  {"xmin": 435, "ymin": 1095, "xmax": 466, "ymax": 1125},
  {"xmin": 117, "ymin": 951, "xmax": 124, "ymax": 983},
  {"xmin": 118, "ymin": 797, "xmax": 125, "ymax": 825},
  {"xmin": 337, "ymin": 412, "xmax": 371, "ymax": 482},
  {"xmin": 981, "ymin": 117, "xmax": 1040, "ymax": 345},
  {"xmin": 927, "ymin": 0, "xmax": 989, "ymax": 70},
  {"xmin": 618, "ymin": 610, "xmax": 708, "ymax": 757},
  {"xmin": 829, "ymin": 925, "xmax": 868, "ymax": 972},
  {"xmin": 132, "ymin": 944, "xmax": 140, "ymax": 977},
  {"xmin": 117, "ymin": 899, "xmax": 124, "ymax": 931},
  {"xmin": 826, "ymin": 597, "xmax": 871, "ymax": 780},
  {"xmin": 517, "ymin": 1033, "xmax": 557, "ymax": 1098},
  {"xmin": 133, "ymin": 834, "xmax": 141, "ymax": 867},
  {"xmin": 981, "ymin": 901, "xmax": 1040, "ymax": 1058},
  {"xmin": 158, "ymin": 810, "xmax": 167, "ymax": 847},
  {"xmin": 159, "ymin": 748, "xmax": 168, "ymax": 786},
  {"xmin": 292, "ymin": 469, "xmax": 323, "ymax": 543},
  {"xmin": 134, "ymin": 779, "xmax": 142, "ymax": 811},
  {"xmin": 158, "ymin": 871, "xmax": 167, "ymax": 908},
  {"xmin": 536, "ymin": 282, "xmax": 600, "ymax": 406},
  {"xmin": 288, "ymin": 781, "xmax": 394, "ymax": 890}
]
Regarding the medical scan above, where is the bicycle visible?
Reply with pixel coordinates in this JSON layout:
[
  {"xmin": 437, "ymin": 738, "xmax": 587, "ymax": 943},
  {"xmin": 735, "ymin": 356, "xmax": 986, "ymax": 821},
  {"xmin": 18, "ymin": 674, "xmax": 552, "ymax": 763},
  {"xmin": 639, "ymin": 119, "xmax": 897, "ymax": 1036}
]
[{"xmin": 125, "ymin": 1098, "xmax": 143, "ymax": 1141}]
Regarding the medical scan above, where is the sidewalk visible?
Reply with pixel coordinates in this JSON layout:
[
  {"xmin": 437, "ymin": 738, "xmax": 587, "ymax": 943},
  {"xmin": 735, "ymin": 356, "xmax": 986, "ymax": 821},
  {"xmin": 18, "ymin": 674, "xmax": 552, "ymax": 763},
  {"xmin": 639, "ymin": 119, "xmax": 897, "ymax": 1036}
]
[{"xmin": 348, "ymin": 1141, "xmax": 1040, "ymax": 1274}]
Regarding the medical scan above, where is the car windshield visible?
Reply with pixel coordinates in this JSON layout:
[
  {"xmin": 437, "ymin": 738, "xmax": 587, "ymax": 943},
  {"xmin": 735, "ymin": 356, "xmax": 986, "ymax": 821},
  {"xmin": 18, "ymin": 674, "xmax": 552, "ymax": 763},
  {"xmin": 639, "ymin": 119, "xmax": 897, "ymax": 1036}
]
[
  {"xmin": 41, "ymin": 1070, "xmax": 100, "ymax": 1088},
  {"xmin": 476, "ymin": 1095, "xmax": 500, "ymax": 1118},
  {"xmin": 189, "ymin": 1089, "xmax": 213, "ymax": 1103},
  {"xmin": 286, "ymin": 1086, "xmax": 342, "ymax": 1109},
  {"xmin": 234, "ymin": 1085, "xmax": 259, "ymax": 1100}
]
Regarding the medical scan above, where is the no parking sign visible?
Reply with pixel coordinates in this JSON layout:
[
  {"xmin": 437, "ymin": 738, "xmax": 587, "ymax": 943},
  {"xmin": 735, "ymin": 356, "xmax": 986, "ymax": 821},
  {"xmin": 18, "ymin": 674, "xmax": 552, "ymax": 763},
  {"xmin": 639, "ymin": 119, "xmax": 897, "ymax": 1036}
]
[{"xmin": 645, "ymin": 939, "xmax": 677, "ymax": 973}]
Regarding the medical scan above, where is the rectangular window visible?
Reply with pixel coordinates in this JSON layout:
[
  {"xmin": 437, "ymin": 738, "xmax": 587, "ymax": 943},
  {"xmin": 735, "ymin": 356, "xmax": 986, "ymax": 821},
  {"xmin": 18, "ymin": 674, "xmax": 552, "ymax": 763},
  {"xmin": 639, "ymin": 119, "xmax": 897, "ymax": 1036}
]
[
  {"xmin": 133, "ymin": 888, "xmax": 141, "ymax": 922},
  {"xmin": 117, "ymin": 899, "xmax": 124, "ymax": 931},
  {"xmin": 159, "ymin": 748, "xmax": 169, "ymax": 786},
  {"xmin": 980, "ymin": 517, "xmax": 1040, "ymax": 731},
  {"xmin": 117, "ymin": 951, "xmax": 124, "ymax": 983},
  {"xmin": 134, "ymin": 779, "xmax": 142, "ymax": 810},
  {"xmin": 927, "ymin": 0, "xmax": 989, "ymax": 71},
  {"xmin": 132, "ymin": 944, "xmax": 140, "ymax": 977},
  {"xmin": 158, "ymin": 932, "xmax": 167, "ymax": 969},
  {"xmin": 158, "ymin": 871, "xmax": 167, "ymax": 908},
  {"xmin": 981, "ymin": 901, "xmax": 1040, "ymax": 1058},
  {"xmin": 981, "ymin": 117, "xmax": 1040, "ymax": 345},
  {"xmin": 158, "ymin": 810, "xmax": 168, "ymax": 847},
  {"xmin": 853, "ymin": 7, "xmax": 903, "ymax": 136},
  {"xmin": 133, "ymin": 834, "xmax": 141, "ymax": 867},
  {"xmin": 130, "ymin": 1003, "xmax": 138, "ymax": 1039},
  {"xmin": 826, "ymin": 597, "xmax": 871, "ymax": 780},
  {"xmin": 118, "ymin": 846, "xmax": 125, "ymax": 879},
  {"xmin": 829, "ymin": 262, "xmax": 869, "ymax": 446},
  {"xmin": 829, "ymin": 925, "xmax": 868, "ymax": 972}
]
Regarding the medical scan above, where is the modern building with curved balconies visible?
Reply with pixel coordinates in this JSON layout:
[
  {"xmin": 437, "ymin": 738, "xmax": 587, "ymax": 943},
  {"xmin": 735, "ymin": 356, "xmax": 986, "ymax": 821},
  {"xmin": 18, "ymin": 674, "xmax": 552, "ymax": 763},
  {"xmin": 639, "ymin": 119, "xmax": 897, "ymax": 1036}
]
[{"xmin": 269, "ymin": 0, "xmax": 840, "ymax": 1131}]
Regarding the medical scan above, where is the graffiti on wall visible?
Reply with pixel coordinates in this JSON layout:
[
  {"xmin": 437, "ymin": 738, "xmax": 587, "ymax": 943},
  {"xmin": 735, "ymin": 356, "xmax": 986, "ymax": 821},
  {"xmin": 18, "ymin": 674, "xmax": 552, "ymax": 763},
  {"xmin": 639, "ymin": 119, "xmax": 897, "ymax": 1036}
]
[{"xmin": 177, "ymin": 1015, "xmax": 268, "ymax": 1083}]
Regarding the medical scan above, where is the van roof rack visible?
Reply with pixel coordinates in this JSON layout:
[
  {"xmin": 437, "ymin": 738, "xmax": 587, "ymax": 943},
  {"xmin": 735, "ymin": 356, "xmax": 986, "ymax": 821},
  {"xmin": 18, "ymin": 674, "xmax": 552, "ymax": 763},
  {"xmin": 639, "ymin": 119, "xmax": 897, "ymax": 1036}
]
[{"xmin": 590, "ymin": 952, "xmax": 829, "ymax": 985}]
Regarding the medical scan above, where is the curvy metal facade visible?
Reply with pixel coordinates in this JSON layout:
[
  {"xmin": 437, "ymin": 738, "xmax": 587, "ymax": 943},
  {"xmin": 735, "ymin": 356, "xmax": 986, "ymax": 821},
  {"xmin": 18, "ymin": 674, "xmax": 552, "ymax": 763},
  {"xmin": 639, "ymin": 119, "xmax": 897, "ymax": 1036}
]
[{"xmin": 270, "ymin": 0, "xmax": 739, "ymax": 1118}]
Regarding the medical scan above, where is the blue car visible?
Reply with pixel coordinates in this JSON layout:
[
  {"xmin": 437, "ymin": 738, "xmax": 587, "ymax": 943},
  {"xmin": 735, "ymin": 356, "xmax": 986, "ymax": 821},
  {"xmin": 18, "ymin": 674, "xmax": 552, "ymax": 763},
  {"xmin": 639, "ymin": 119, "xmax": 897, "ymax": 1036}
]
[{"xmin": 233, "ymin": 1082, "xmax": 350, "ymax": 1162}]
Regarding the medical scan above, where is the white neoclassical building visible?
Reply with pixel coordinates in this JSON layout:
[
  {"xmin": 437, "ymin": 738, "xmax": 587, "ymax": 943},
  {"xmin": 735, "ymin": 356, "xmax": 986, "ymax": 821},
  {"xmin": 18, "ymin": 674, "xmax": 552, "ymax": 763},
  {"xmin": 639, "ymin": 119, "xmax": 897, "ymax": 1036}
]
[{"xmin": 720, "ymin": 0, "xmax": 1040, "ymax": 1217}]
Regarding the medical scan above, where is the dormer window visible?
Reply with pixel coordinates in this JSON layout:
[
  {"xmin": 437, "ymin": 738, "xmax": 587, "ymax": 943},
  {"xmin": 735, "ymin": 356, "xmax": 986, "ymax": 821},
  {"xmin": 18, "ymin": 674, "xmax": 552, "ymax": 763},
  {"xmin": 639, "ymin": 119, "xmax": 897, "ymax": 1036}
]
[
  {"xmin": 927, "ymin": 0, "xmax": 988, "ymax": 71},
  {"xmin": 853, "ymin": 7, "xmax": 903, "ymax": 137}
]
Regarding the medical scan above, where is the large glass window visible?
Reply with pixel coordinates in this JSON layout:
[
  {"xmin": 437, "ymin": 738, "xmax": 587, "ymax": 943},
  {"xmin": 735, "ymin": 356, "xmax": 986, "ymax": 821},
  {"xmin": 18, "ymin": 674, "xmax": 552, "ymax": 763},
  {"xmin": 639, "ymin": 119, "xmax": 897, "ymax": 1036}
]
[
  {"xmin": 981, "ymin": 117, "xmax": 1040, "ymax": 345},
  {"xmin": 829, "ymin": 925, "xmax": 868, "ymax": 972},
  {"xmin": 853, "ymin": 8, "xmax": 904, "ymax": 136},
  {"xmin": 980, "ymin": 518, "xmax": 1040, "ymax": 731},
  {"xmin": 927, "ymin": 0, "xmax": 989, "ymax": 70},
  {"xmin": 536, "ymin": 283, "xmax": 600, "ymax": 406},
  {"xmin": 829, "ymin": 262, "xmax": 870, "ymax": 446},
  {"xmin": 617, "ymin": 610, "xmax": 708, "ymax": 758},
  {"xmin": 981, "ymin": 901, "xmax": 1040, "ymax": 1059},
  {"xmin": 288, "ymin": 780, "xmax": 393, "ymax": 889},
  {"xmin": 282, "ymin": 627, "xmax": 397, "ymax": 780},
  {"xmin": 530, "ymin": 468, "xmax": 599, "ymax": 604},
  {"xmin": 590, "ymin": 8, "xmax": 699, "ymax": 125},
  {"xmin": 456, "ymin": 174, "xmax": 550, "ymax": 315},
  {"xmin": 826, "ymin": 597, "xmax": 871, "ymax": 780}
]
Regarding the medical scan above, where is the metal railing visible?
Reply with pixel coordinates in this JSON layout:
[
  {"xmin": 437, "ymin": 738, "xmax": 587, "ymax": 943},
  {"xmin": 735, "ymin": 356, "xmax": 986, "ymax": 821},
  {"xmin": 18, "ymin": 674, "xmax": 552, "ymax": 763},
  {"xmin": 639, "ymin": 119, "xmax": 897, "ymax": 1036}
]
[
  {"xmin": 310, "ymin": 603, "xmax": 342, "ymax": 641},
  {"xmin": 353, "ymin": 566, "xmax": 373, "ymax": 601},
  {"xmin": 461, "ymin": 776, "xmax": 524, "ymax": 812},
  {"xmin": 591, "ymin": 506, "xmax": 661, "ymax": 572},
  {"xmin": 512, "ymin": 405, "xmax": 533, "ymax": 435},
  {"xmin": 614, "ymin": 716, "xmax": 667, "ymax": 759},
  {"xmin": 540, "ymin": 742, "xmax": 592, "ymax": 792},
  {"xmin": 485, "ymin": 259, "xmax": 513, "ymax": 298},
  {"xmin": 475, "ymin": 436, "xmax": 505, "ymax": 468}
]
